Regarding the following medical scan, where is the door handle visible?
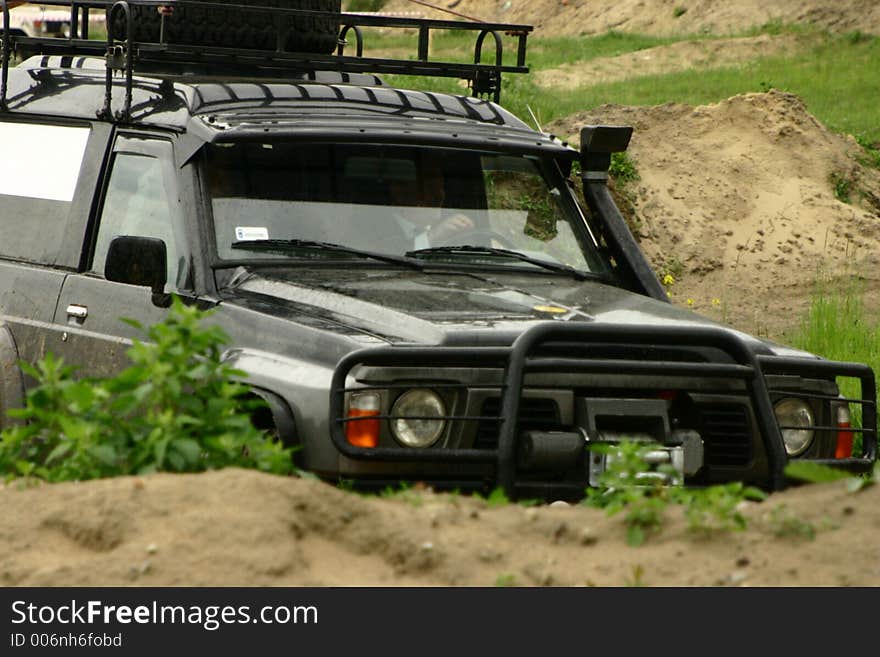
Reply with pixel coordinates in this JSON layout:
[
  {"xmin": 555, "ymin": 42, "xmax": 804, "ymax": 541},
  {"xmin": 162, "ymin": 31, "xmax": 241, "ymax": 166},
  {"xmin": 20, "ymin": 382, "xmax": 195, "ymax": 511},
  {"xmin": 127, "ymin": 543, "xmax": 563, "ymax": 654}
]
[{"xmin": 66, "ymin": 304, "xmax": 88, "ymax": 325}]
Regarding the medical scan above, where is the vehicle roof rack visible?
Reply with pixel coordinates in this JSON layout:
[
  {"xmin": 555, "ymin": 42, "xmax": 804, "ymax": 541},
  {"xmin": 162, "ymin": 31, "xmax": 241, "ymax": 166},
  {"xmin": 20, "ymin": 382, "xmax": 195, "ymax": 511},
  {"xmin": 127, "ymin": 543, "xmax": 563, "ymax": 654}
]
[{"xmin": 0, "ymin": 0, "xmax": 533, "ymax": 120}]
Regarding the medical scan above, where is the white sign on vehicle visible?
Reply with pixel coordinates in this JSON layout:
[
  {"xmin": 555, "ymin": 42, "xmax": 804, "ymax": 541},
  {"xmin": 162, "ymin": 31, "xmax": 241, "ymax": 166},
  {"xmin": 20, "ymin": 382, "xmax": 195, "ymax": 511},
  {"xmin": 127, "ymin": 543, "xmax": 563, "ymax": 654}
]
[{"xmin": 0, "ymin": 123, "xmax": 90, "ymax": 202}]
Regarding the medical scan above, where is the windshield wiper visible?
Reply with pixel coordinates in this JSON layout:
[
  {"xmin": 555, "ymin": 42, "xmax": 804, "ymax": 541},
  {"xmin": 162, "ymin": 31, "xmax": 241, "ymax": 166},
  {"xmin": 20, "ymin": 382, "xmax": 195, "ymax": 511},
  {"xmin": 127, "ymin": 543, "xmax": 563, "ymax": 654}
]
[
  {"xmin": 405, "ymin": 245, "xmax": 594, "ymax": 280},
  {"xmin": 231, "ymin": 239, "xmax": 424, "ymax": 270}
]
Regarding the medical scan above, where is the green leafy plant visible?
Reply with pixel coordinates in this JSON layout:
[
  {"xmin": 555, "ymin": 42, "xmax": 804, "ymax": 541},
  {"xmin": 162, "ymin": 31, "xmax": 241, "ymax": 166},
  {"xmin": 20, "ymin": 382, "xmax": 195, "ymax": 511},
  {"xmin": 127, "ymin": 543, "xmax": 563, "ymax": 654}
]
[
  {"xmin": 845, "ymin": 30, "xmax": 870, "ymax": 45},
  {"xmin": 676, "ymin": 482, "xmax": 766, "ymax": 535},
  {"xmin": 609, "ymin": 151, "xmax": 640, "ymax": 185},
  {"xmin": 485, "ymin": 486, "xmax": 512, "ymax": 507},
  {"xmin": 785, "ymin": 460, "xmax": 876, "ymax": 493},
  {"xmin": 585, "ymin": 441, "xmax": 767, "ymax": 545},
  {"xmin": 830, "ymin": 171, "xmax": 853, "ymax": 203},
  {"xmin": 672, "ymin": 7, "xmax": 687, "ymax": 19},
  {"xmin": 380, "ymin": 481, "xmax": 425, "ymax": 506},
  {"xmin": 584, "ymin": 441, "xmax": 675, "ymax": 546},
  {"xmin": 0, "ymin": 297, "xmax": 295, "ymax": 482},
  {"xmin": 766, "ymin": 504, "xmax": 816, "ymax": 540},
  {"xmin": 494, "ymin": 573, "xmax": 517, "ymax": 587},
  {"xmin": 855, "ymin": 135, "xmax": 880, "ymax": 169}
]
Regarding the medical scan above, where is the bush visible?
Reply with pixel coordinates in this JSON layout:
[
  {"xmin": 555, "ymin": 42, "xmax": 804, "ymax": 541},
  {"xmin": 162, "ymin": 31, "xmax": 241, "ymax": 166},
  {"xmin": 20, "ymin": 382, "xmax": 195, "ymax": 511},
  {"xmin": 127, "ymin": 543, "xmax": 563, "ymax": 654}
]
[
  {"xmin": 0, "ymin": 297, "xmax": 295, "ymax": 482},
  {"xmin": 584, "ymin": 441, "xmax": 766, "ymax": 546}
]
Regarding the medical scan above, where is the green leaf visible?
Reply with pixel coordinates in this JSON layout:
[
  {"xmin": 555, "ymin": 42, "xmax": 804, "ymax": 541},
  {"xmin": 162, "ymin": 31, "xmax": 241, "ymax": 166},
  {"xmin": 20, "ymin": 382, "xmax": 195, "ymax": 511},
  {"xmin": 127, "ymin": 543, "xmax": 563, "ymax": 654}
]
[
  {"xmin": 743, "ymin": 486, "xmax": 768, "ymax": 501},
  {"xmin": 166, "ymin": 451, "xmax": 185, "ymax": 471},
  {"xmin": 14, "ymin": 460, "xmax": 35, "ymax": 476},
  {"xmin": 626, "ymin": 525, "xmax": 645, "ymax": 547},
  {"xmin": 88, "ymin": 444, "xmax": 118, "ymax": 467},
  {"xmin": 58, "ymin": 416, "xmax": 88, "ymax": 441},
  {"xmin": 845, "ymin": 476, "xmax": 874, "ymax": 493},
  {"xmin": 172, "ymin": 438, "xmax": 203, "ymax": 465},
  {"xmin": 119, "ymin": 317, "xmax": 144, "ymax": 330},
  {"xmin": 45, "ymin": 442, "xmax": 73, "ymax": 465},
  {"xmin": 784, "ymin": 461, "xmax": 851, "ymax": 484},
  {"xmin": 486, "ymin": 487, "xmax": 511, "ymax": 507},
  {"xmin": 152, "ymin": 436, "xmax": 169, "ymax": 468}
]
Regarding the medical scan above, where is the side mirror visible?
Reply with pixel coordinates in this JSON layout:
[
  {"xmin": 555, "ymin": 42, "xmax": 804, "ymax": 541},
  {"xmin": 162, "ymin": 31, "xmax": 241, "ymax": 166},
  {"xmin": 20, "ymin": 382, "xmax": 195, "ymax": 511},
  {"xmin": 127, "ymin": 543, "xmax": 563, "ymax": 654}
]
[{"xmin": 105, "ymin": 235, "xmax": 168, "ymax": 294}]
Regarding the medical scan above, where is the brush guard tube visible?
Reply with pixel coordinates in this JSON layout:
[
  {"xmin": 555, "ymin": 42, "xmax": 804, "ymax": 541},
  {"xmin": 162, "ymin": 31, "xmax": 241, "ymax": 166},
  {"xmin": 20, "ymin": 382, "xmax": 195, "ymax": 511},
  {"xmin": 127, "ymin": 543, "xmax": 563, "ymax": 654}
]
[{"xmin": 330, "ymin": 323, "xmax": 876, "ymax": 498}]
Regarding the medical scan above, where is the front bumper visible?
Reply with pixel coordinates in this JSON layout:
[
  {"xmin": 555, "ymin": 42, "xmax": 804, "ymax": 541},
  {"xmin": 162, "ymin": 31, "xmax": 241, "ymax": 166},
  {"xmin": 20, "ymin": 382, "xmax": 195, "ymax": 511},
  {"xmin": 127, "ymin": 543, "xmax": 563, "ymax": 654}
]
[{"xmin": 329, "ymin": 323, "xmax": 877, "ymax": 497}]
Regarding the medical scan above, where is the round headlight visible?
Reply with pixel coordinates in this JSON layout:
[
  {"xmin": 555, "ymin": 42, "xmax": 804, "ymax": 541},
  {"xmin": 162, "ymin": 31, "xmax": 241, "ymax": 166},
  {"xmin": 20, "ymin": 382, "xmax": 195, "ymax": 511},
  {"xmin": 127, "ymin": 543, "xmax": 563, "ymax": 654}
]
[
  {"xmin": 774, "ymin": 398, "xmax": 815, "ymax": 456},
  {"xmin": 390, "ymin": 389, "xmax": 446, "ymax": 448}
]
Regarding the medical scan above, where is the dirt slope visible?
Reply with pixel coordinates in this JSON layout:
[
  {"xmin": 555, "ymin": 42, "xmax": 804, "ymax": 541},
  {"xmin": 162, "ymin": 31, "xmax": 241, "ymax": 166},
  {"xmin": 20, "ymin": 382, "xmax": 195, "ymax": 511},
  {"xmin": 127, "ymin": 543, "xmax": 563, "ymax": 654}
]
[
  {"xmin": 380, "ymin": 0, "xmax": 880, "ymax": 37},
  {"xmin": 547, "ymin": 90, "xmax": 880, "ymax": 336},
  {"xmin": 2, "ymin": 468, "xmax": 879, "ymax": 587}
]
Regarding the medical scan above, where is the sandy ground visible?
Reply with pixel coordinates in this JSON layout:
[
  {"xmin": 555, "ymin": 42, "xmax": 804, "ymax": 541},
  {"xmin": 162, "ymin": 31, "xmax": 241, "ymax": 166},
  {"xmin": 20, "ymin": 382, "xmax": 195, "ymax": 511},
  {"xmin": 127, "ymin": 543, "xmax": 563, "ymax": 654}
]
[
  {"xmin": 2, "ymin": 468, "xmax": 879, "ymax": 587},
  {"xmin": 2, "ymin": 2, "xmax": 879, "ymax": 588},
  {"xmin": 547, "ymin": 90, "xmax": 880, "ymax": 338}
]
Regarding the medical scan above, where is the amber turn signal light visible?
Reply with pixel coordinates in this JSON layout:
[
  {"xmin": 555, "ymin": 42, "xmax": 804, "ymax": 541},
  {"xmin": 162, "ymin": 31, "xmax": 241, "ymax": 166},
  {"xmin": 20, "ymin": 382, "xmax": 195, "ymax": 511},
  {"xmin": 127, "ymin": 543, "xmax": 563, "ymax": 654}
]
[
  {"xmin": 346, "ymin": 392, "xmax": 381, "ymax": 448},
  {"xmin": 835, "ymin": 404, "xmax": 853, "ymax": 459}
]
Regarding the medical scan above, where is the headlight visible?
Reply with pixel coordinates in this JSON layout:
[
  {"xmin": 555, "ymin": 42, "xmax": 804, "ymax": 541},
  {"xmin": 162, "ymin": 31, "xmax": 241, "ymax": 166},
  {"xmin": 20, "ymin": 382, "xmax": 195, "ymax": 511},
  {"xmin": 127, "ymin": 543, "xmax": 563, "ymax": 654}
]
[
  {"xmin": 390, "ymin": 389, "xmax": 446, "ymax": 448},
  {"xmin": 774, "ymin": 398, "xmax": 815, "ymax": 456}
]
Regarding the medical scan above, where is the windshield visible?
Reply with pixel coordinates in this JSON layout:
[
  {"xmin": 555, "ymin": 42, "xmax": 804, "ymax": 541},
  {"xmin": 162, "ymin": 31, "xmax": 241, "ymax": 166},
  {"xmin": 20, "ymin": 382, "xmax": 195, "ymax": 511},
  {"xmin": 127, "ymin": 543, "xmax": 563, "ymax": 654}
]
[{"xmin": 207, "ymin": 142, "xmax": 609, "ymax": 275}]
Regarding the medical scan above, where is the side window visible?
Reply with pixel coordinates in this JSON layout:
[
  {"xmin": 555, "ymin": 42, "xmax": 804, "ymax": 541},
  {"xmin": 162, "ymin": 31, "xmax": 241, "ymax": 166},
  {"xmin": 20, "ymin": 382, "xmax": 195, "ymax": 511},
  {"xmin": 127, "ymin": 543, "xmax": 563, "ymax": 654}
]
[
  {"xmin": 91, "ymin": 139, "xmax": 189, "ymax": 291},
  {"xmin": 0, "ymin": 121, "xmax": 90, "ymax": 263}
]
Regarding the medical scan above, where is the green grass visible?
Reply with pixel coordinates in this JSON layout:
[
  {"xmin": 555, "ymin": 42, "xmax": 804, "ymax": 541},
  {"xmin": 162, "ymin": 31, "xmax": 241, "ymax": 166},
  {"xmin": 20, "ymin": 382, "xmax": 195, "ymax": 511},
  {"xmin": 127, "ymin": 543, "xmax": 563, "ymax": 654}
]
[
  {"xmin": 345, "ymin": 0, "xmax": 387, "ymax": 12},
  {"xmin": 356, "ymin": 27, "xmax": 676, "ymax": 68},
  {"xmin": 515, "ymin": 32, "xmax": 880, "ymax": 143},
  {"xmin": 374, "ymin": 27, "xmax": 880, "ymax": 149},
  {"xmin": 786, "ymin": 281, "xmax": 880, "ymax": 379},
  {"xmin": 784, "ymin": 280, "xmax": 880, "ymax": 443}
]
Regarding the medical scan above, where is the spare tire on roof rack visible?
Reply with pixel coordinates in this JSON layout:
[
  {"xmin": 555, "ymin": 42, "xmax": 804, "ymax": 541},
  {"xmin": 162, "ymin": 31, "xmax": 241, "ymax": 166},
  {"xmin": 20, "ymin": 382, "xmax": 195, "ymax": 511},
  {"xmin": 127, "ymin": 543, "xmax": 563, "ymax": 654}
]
[{"xmin": 109, "ymin": 0, "xmax": 342, "ymax": 55}]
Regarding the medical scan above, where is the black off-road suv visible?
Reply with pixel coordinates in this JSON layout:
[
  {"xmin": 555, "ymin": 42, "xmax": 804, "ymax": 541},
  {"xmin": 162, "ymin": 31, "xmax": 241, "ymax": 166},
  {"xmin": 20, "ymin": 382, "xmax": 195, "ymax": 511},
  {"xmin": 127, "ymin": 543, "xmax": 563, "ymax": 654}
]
[{"xmin": 0, "ymin": 0, "xmax": 876, "ymax": 498}]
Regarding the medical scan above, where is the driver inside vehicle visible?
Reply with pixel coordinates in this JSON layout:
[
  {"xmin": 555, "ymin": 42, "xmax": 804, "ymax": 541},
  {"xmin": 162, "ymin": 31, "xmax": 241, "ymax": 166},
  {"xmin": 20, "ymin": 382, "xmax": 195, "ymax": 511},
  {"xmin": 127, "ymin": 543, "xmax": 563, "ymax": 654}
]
[{"xmin": 386, "ymin": 155, "xmax": 475, "ymax": 251}]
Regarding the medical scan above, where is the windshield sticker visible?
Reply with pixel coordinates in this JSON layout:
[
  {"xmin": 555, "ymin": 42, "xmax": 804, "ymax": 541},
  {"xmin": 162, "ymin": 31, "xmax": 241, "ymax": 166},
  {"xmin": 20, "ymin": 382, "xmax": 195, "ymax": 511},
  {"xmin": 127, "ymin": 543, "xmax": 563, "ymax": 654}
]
[{"xmin": 235, "ymin": 226, "xmax": 269, "ymax": 241}]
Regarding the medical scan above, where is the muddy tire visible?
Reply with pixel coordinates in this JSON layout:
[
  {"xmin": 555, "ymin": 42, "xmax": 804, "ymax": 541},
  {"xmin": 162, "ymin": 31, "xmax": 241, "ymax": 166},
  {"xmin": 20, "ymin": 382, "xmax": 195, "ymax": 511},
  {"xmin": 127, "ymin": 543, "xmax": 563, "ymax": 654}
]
[{"xmin": 110, "ymin": 0, "xmax": 341, "ymax": 55}]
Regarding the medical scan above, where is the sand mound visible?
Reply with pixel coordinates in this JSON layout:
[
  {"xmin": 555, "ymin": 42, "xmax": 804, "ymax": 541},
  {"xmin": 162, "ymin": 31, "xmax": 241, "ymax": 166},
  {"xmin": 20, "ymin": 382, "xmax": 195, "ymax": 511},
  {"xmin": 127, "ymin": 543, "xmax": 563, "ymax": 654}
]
[
  {"xmin": 546, "ymin": 90, "xmax": 880, "ymax": 335},
  {"xmin": 2, "ymin": 468, "xmax": 879, "ymax": 587},
  {"xmin": 379, "ymin": 0, "xmax": 880, "ymax": 37}
]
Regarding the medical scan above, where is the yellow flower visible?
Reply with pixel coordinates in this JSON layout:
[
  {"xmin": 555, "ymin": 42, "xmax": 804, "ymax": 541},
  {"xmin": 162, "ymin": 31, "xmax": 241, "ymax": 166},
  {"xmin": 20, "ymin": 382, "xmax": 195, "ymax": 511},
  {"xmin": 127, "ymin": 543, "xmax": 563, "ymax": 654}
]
[
  {"xmin": 662, "ymin": 273, "xmax": 675, "ymax": 287},
  {"xmin": 712, "ymin": 298, "xmax": 721, "ymax": 306},
  {"xmin": 686, "ymin": 298, "xmax": 695, "ymax": 306}
]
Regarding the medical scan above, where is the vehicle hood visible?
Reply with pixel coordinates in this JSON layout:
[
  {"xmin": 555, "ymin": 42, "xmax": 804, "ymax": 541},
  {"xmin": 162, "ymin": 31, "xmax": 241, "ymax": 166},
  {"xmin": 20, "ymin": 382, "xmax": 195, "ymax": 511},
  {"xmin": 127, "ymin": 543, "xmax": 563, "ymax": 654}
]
[{"xmin": 221, "ymin": 267, "xmax": 813, "ymax": 358}]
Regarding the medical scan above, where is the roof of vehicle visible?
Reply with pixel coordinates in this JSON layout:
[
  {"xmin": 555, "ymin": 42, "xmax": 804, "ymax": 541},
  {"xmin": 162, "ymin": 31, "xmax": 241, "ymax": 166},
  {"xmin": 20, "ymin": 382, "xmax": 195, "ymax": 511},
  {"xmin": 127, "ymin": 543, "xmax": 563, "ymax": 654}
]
[
  {"xmin": 0, "ymin": 4, "xmax": 579, "ymax": 156},
  {"xmin": 3, "ymin": 56, "xmax": 577, "ymax": 158}
]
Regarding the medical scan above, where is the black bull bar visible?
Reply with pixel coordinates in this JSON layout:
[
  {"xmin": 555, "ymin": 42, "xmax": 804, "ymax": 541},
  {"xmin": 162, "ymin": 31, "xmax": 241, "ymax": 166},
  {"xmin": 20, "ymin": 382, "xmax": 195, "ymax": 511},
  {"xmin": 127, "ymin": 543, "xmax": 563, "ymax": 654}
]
[{"xmin": 329, "ymin": 323, "xmax": 877, "ymax": 496}]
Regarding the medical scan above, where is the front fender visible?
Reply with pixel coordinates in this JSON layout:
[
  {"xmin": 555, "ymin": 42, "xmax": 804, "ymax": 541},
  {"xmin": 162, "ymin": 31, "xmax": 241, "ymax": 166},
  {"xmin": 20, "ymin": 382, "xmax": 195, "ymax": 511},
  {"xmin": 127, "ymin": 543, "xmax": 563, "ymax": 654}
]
[
  {"xmin": 0, "ymin": 322, "xmax": 25, "ymax": 430},
  {"xmin": 221, "ymin": 347, "xmax": 338, "ymax": 473}
]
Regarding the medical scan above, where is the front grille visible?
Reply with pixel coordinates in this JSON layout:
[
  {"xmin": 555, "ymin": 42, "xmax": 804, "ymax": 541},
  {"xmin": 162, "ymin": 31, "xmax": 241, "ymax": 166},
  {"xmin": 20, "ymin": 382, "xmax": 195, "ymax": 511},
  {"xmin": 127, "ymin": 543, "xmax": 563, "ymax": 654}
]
[
  {"xmin": 474, "ymin": 397, "xmax": 562, "ymax": 450},
  {"xmin": 698, "ymin": 403, "xmax": 753, "ymax": 466}
]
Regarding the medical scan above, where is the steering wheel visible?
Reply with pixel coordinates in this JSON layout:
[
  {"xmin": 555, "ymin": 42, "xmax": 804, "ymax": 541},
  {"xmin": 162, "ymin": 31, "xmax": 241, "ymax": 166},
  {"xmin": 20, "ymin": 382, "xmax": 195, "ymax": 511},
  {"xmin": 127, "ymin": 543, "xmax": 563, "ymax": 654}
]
[{"xmin": 434, "ymin": 229, "xmax": 518, "ymax": 250}]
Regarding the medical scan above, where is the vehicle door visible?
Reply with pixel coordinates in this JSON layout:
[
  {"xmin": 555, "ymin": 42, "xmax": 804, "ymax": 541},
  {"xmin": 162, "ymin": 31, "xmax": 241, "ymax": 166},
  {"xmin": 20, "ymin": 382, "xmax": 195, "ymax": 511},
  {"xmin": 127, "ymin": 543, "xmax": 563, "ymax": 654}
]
[
  {"xmin": 0, "ymin": 118, "xmax": 110, "ymax": 368},
  {"xmin": 53, "ymin": 133, "xmax": 194, "ymax": 379}
]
